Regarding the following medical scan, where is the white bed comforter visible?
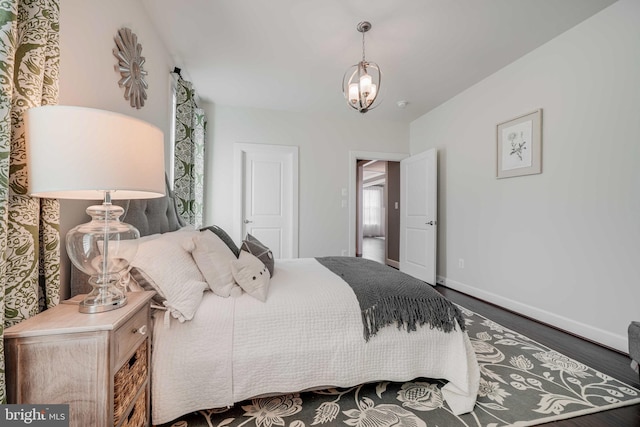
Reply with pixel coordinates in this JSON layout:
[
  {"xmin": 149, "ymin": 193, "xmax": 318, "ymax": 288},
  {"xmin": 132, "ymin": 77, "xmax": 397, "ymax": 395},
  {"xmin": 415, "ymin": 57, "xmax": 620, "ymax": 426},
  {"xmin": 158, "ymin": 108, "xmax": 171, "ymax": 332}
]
[{"xmin": 151, "ymin": 258, "xmax": 479, "ymax": 424}]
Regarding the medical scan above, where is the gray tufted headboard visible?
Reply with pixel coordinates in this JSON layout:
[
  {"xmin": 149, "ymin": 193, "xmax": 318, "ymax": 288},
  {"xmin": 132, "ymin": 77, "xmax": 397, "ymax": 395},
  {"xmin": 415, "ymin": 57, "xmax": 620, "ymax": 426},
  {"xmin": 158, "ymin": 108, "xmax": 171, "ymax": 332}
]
[
  {"xmin": 115, "ymin": 175, "xmax": 186, "ymax": 236},
  {"xmin": 70, "ymin": 175, "xmax": 186, "ymax": 296}
]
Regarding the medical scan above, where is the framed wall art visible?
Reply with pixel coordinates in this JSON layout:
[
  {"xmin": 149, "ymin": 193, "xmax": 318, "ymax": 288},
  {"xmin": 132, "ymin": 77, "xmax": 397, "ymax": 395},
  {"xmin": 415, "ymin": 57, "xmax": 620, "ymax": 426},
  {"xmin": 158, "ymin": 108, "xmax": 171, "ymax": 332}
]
[{"xmin": 496, "ymin": 109, "xmax": 542, "ymax": 179}]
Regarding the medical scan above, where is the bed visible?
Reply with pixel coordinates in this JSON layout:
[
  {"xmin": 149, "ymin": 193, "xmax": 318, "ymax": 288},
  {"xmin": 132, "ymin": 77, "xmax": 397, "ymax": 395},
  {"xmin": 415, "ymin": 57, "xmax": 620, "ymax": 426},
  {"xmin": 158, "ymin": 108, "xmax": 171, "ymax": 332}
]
[{"xmin": 72, "ymin": 186, "xmax": 479, "ymax": 425}]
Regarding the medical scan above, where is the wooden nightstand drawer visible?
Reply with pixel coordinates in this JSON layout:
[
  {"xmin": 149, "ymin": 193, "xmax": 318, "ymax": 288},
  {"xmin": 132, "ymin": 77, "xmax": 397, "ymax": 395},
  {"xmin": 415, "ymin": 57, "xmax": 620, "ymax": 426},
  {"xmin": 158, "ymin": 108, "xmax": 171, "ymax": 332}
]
[{"xmin": 115, "ymin": 305, "xmax": 149, "ymax": 367}]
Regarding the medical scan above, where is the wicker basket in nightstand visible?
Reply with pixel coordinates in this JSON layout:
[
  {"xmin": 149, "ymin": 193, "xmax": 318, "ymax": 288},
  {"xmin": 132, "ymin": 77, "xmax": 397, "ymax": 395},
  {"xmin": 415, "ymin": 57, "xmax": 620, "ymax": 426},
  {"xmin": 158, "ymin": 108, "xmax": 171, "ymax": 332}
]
[
  {"xmin": 5, "ymin": 291, "xmax": 155, "ymax": 427},
  {"xmin": 114, "ymin": 341, "xmax": 149, "ymax": 425},
  {"xmin": 120, "ymin": 388, "xmax": 147, "ymax": 427}
]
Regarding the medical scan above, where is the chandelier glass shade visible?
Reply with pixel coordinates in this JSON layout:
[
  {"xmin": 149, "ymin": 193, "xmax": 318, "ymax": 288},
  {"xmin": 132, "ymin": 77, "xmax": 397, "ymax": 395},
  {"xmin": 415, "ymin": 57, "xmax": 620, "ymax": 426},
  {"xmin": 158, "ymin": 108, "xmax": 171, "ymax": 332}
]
[{"xmin": 342, "ymin": 21, "xmax": 381, "ymax": 113}]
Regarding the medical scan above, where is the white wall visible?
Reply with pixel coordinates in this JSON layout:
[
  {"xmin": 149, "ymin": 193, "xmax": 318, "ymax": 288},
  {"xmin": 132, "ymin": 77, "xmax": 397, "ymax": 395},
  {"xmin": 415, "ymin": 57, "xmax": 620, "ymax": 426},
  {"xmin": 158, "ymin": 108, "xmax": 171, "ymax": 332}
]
[
  {"xmin": 55, "ymin": 2, "xmax": 635, "ymax": 353},
  {"xmin": 54, "ymin": 1, "xmax": 407, "ymax": 294},
  {"xmin": 204, "ymin": 104, "xmax": 409, "ymax": 258},
  {"xmin": 410, "ymin": 0, "xmax": 640, "ymax": 352},
  {"xmin": 57, "ymin": 0, "xmax": 174, "ymax": 298}
]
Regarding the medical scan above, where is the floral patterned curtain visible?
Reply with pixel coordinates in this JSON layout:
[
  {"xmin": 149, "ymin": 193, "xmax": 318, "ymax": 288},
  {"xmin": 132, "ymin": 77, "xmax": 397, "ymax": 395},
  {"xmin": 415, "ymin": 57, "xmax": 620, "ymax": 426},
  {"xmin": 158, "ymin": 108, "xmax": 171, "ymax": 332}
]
[
  {"xmin": 0, "ymin": 0, "xmax": 61, "ymax": 403},
  {"xmin": 174, "ymin": 75, "xmax": 206, "ymax": 227}
]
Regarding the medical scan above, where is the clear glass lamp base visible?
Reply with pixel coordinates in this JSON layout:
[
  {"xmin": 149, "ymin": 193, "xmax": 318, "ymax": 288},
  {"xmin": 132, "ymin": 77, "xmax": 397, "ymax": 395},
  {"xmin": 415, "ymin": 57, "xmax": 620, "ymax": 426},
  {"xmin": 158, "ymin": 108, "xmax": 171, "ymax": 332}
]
[
  {"xmin": 79, "ymin": 283, "xmax": 128, "ymax": 314},
  {"xmin": 67, "ymin": 200, "xmax": 138, "ymax": 314}
]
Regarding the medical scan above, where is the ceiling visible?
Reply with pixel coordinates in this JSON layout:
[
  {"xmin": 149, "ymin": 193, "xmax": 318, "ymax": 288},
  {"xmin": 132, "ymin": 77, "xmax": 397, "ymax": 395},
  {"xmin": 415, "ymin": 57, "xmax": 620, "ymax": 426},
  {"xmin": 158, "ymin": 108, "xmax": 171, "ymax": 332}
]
[
  {"xmin": 363, "ymin": 160, "xmax": 387, "ymax": 187},
  {"xmin": 140, "ymin": 0, "xmax": 616, "ymax": 123}
]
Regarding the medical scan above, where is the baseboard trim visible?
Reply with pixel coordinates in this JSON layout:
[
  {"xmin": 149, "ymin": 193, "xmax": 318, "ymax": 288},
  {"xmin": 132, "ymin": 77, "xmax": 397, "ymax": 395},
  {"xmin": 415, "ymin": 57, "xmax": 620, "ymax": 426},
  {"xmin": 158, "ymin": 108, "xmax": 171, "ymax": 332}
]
[
  {"xmin": 441, "ymin": 277, "xmax": 628, "ymax": 354},
  {"xmin": 386, "ymin": 259, "xmax": 399, "ymax": 269}
]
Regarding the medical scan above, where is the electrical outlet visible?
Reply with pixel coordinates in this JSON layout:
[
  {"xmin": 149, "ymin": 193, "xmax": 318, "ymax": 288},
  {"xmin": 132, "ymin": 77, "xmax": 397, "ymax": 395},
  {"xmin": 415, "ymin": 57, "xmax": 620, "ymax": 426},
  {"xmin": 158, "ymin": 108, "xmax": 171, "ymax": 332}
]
[{"xmin": 458, "ymin": 258, "xmax": 464, "ymax": 269}]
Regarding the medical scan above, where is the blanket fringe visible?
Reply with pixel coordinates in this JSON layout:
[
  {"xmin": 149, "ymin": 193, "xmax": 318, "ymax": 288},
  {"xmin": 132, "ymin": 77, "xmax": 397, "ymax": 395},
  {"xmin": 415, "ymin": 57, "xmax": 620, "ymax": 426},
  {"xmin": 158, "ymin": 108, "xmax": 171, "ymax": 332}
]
[{"xmin": 361, "ymin": 296, "xmax": 465, "ymax": 341}]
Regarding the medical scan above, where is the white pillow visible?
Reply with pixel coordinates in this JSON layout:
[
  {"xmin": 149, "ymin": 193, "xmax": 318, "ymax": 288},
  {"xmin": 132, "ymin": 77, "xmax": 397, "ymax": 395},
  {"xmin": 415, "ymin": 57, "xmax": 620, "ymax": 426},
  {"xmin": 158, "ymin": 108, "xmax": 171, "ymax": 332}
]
[
  {"xmin": 190, "ymin": 230, "xmax": 242, "ymax": 297},
  {"xmin": 231, "ymin": 250, "xmax": 270, "ymax": 302},
  {"xmin": 131, "ymin": 230, "xmax": 208, "ymax": 322},
  {"xmin": 137, "ymin": 225, "xmax": 196, "ymax": 244}
]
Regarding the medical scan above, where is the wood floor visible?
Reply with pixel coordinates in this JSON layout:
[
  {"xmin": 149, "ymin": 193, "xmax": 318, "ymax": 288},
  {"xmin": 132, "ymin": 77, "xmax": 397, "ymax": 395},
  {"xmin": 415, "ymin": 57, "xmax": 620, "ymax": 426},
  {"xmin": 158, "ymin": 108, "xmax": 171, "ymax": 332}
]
[{"xmin": 436, "ymin": 285, "xmax": 640, "ymax": 426}]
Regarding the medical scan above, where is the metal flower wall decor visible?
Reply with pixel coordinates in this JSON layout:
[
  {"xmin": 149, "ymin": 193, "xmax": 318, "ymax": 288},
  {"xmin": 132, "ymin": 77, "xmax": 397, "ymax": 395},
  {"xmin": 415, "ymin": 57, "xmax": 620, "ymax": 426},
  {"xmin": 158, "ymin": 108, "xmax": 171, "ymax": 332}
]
[{"xmin": 113, "ymin": 27, "xmax": 148, "ymax": 109}]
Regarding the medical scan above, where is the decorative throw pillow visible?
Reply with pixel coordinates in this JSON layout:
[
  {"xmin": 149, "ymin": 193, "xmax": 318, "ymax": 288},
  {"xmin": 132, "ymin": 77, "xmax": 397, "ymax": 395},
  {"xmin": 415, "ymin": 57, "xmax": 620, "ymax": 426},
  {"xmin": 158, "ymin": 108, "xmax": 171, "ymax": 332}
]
[
  {"xmin": 190, "ymin": 230, "xmax": 242, "ymax": 297},
  {"xmin": 231, "ymin": 250, "xmax": 270, "ymax": 302},
  {"xmin": 241, "ymin": 233, "xmax": 274, "ymax": 277},
  {"xmin": 200, "ymin": 225, "xmax": 241, "ymax": 257},
  {"xmin": 131, "ymin": 231, "xmax": 208, "ymax": 322}
]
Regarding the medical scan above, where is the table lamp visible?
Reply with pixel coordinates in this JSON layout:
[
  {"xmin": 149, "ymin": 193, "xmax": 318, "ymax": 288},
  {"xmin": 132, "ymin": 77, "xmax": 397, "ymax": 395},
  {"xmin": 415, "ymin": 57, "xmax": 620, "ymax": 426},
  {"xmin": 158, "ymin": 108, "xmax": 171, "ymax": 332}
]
[{"xmin": 25, "ymin": 106, "xmax": 165, "ymax": 313}]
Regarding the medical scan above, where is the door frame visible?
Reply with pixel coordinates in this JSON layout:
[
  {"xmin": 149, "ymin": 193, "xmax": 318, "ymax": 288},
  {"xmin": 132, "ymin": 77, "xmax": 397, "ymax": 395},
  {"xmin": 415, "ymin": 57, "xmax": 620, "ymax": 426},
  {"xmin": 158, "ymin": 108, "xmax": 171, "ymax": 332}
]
[
  {"xmin": 233, "ymin": 143, "xmax": 299, "ymax": 257},
  {"xmin": 348, "ymin": 150, "xmax": 408, "ymax": 257}
]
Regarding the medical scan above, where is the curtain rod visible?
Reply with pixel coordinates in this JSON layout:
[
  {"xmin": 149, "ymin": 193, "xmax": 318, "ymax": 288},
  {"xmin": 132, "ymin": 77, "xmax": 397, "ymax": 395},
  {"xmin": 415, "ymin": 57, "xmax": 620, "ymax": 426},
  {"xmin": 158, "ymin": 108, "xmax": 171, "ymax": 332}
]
[{"xmin": 170, "ymin": 67, "xmax": 202, "ymax": 107}]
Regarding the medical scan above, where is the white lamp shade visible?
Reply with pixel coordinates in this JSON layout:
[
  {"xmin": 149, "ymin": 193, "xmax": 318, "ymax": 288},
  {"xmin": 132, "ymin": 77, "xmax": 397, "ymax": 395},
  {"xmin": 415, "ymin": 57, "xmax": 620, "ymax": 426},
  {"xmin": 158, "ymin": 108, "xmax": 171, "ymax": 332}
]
[
  {"xmin": 348, "ymin": 83, "xmax": 359, "ymax": 104},
  {"xmin": 25, "ymin": 105, "xmax": 165, "ymax": 200},
  {"xmin": 359, "ymin": 73, "xmax": 372, "ymax": 96},
  {"xmin": 366, "ymin": 84, "xmax": 377, "ymax": 103}
]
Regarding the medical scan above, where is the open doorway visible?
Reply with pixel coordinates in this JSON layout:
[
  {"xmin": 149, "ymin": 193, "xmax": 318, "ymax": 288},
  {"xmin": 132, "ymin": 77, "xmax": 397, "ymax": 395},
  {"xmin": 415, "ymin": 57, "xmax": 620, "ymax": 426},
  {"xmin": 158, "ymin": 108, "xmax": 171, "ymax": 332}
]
[
  {"xmin": 348, "ymin": 151, "xmax": 407, "ymax": 261},
  {"xmin": 348, "ymin": 149, "xmax": 437, "ymax": 283},
  {"xmin": 355, "ymin": 159, "xmax": 400, "ymax": 268}
]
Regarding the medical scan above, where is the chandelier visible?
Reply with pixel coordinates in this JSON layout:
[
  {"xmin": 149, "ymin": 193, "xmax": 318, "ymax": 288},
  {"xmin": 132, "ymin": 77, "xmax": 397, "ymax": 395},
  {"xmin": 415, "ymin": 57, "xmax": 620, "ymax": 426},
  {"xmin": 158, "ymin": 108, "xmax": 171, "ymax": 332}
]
[{"xmin": 342, "ymin": 21, "xmax": 382, "ymax": 113}]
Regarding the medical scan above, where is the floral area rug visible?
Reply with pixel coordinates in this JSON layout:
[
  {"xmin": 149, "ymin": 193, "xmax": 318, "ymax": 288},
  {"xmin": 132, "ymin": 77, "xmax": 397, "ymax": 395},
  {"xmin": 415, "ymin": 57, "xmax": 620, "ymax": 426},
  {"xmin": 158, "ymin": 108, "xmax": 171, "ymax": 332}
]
[{"xmin": 157, "ymin": 306, "xmax": 640, "ymax": 427}]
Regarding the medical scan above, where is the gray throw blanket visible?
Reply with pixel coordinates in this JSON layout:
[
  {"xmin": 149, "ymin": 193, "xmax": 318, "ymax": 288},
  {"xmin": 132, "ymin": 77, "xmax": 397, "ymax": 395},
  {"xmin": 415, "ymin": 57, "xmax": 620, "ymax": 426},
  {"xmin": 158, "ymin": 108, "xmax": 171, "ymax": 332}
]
[{"xmin": 316, "ymin": 256, "xmax": 465, "ymax": 341}]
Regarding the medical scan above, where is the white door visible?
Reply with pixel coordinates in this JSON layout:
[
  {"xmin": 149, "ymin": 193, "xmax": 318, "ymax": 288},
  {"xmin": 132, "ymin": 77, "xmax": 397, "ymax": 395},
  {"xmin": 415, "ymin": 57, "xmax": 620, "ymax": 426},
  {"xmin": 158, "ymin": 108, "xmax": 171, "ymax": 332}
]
[
  {"xmin": 400, "ymin": 149, "xmax": 437, "ymax": 284},
  {"xmin": 235, "ymin": 143, "xmax": 298, "ymax": 259}
]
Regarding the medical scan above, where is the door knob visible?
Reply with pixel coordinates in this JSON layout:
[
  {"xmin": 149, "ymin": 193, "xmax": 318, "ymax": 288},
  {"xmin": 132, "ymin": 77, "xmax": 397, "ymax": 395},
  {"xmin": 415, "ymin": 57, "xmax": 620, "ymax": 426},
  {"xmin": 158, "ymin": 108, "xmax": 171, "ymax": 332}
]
[
  {"xmin": 244, "ymin": 219, "xmax": 253, "ymax": 224},
  {"xmin": 426, "ymin": 221, "xmax": 435, "ymax": 226}
]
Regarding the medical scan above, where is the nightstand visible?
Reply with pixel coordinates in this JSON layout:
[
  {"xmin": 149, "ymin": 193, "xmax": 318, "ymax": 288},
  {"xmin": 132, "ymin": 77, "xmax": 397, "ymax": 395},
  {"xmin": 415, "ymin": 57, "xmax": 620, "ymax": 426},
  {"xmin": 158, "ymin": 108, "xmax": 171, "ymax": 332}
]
[{"xmin": 5, "ymin": 291, "xmax": 155, "ymax": 427}]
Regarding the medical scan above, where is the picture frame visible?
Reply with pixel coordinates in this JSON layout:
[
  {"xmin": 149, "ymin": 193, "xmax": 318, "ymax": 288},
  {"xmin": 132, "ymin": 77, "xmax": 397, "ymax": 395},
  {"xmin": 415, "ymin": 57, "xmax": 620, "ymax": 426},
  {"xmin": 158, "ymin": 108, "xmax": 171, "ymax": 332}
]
[{"xmin": 496, "ymin": 109, "xmax": 542, "ymax": 179}]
